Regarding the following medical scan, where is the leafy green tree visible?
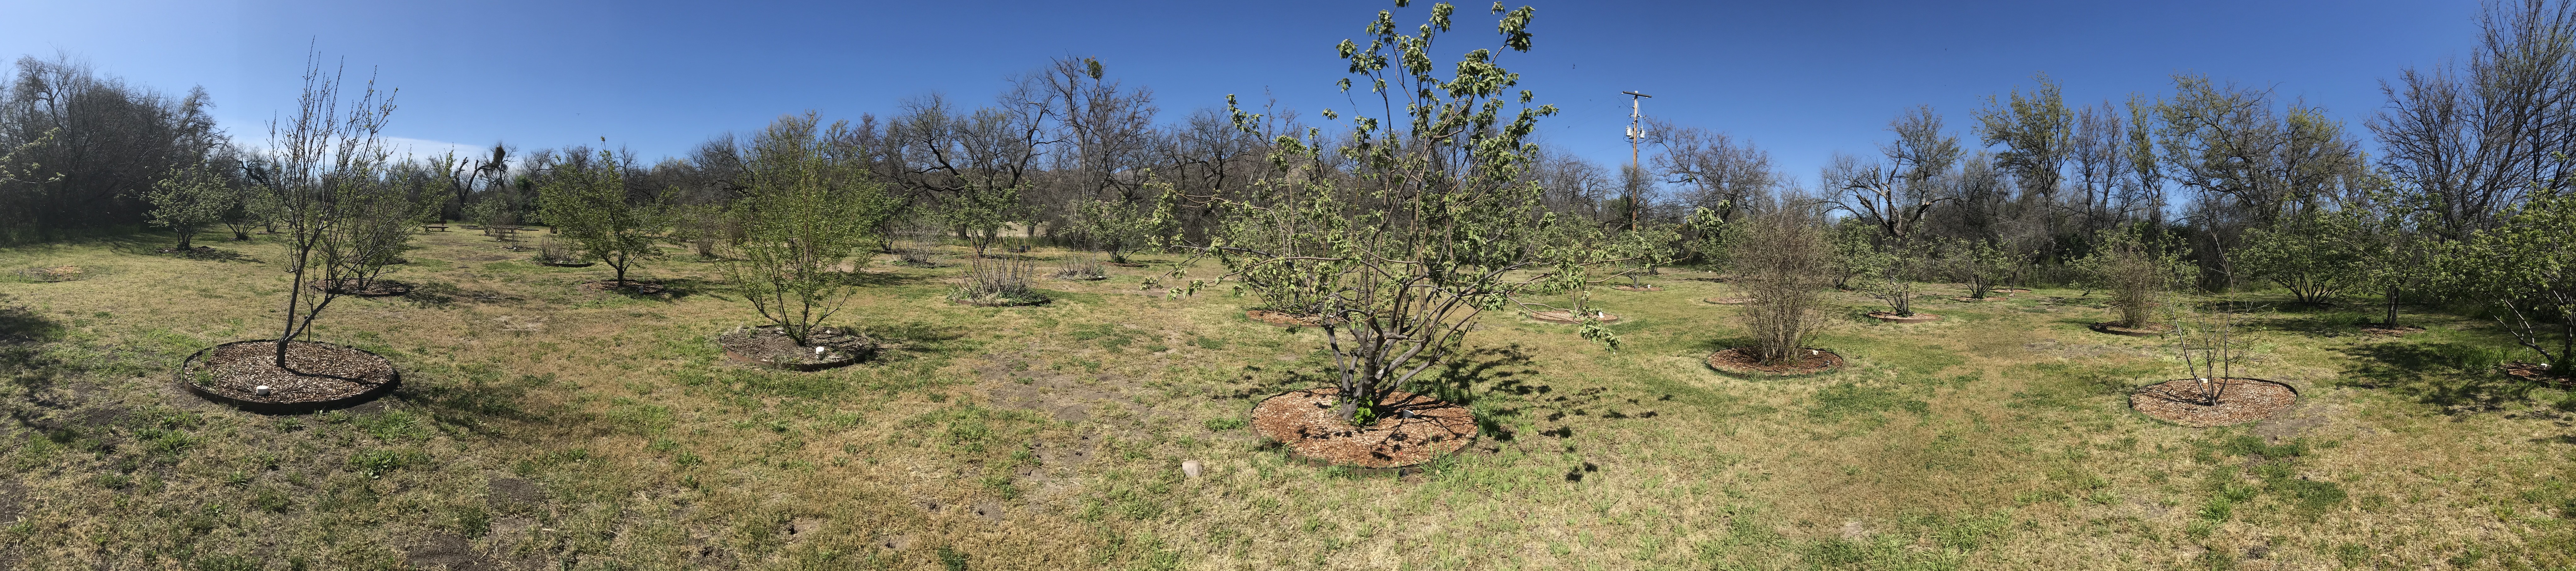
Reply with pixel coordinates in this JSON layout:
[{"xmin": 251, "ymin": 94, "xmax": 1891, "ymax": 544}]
[
  {"xmin": 938, "ymin": 182, "xmax": 1032, "ymax": 258},
  {"xmin": 257, "ymin": 54, "xmax": 403, "ymax": 367},
  {"xmin": 1188, "ymin": 1, "xmax": 1565, "ymax": 423},
  {"xmin": 1859, "ymin": 238, "xmax": 1933, "ymax": 316},
  {"xmin": 1068, "ymin": 174, "xmax": 1174, "ymax": 264},
  {"xmin": 537, "ymin": 146, "xmax": 668, "ymax": 286},
  {"xmin": 2455, "ymin": 188, "xmax": 2576, "ymax": 376},
  {"xmin": 1825, "ymin": 220, "xmax": 1887, "ymax": 291},
  {"xmin": 724, "ymin": 114, "xmax": 899, "ymax": 346},
  {"xmin": 146, "ymin": 165, "xmax": 235, "ymax": 249},
  {"xmin": 2236, "ymin": 208, "xmax": 2369, "ymax": 304}
]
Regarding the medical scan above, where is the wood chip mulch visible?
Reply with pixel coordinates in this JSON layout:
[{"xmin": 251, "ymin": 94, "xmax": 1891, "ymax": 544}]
[
  {"xmin": 1610, "ymin": 285, "xmax": 1662, "ymax": 291},
  {"xmin": 716, "ymin": 325, "xmax": 874, "ymax": 370},
  {"xmin": 2129, "ymin": 378, "xmax": 2297, "ymax": 427},
  {"xmin": 1705, "ymin": 347, "xmax": 1844, "ymax": 376},
  {"xmin": 1250, "ymin": 388, "xmax": 1477, "ymax": 469},
  {"xmin": 579, "ymin": 280, "xmax": 667, "ymax": 294},
  {"xmin": 2092, "ymin": 322, "xmax": 2174, "ymax": 336},
  {"xmin": 183, "ymin": 341, "xmax": 395, "ymax": 404},
  {"xmin": 1951, "ymin": 296, "xmax": 2005, "ymax": 302},
  {"xmin": 2504, "ymin": 363, "xmax": 2573, "ymax": 388},
  {"xmin": 1990, "ymin": 288, "xmax": 2034, "ymax": 294},
  {"xmin": 1703, "ymin": 297, "xmax": 1753, "ymax": 305},
  {"xmin": 1246, "ymin": 310, "xmax": 1335, "ymax": 328},
  {"xmin": 1866, "ymin": 311, "xmax": 1941, "ymax": 322},
  {"xmin": 306, "ymin": 279, "xmax": 410, "ymax": 296},
  {"xmin": 1528, "ymin": 310, "xmax": 1619, "ymax": 324}
]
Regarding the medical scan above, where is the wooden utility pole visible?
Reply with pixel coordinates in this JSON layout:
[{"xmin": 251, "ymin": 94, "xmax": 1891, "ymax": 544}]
[{"xmin": 1621, "ymin": 91, "xmax": 1652, "ymax": 231}]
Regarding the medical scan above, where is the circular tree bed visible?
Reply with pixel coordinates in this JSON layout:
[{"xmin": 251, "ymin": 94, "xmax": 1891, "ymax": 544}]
[
  {"xmin": 1103, "ymin": 261, "xmax": 1148, "ymax": 268},
  {"xmin": 1705, "ymin": 347, "xmax": 1844, "ymax": 376},
  {"xmin": 2091, "ymin": 321, "xmax": 2173, "ymax": 337},
  {"xmin": 1246, "ymin": 309, "xmax": 1334, "ymax": 328},
  {"xmin": 1529, "ymin": 310, "xmax": 1619, "ymax": 324},
  {"xmin": 307, "ymin": 279, "xmax": 411, "ymax": 297},
  {"xmin": 1990, "ymin": 288, "xmax": 2033, "ymax": 294},
  {"xmin": 579, "ymin": 280, "xmax": 667, "ymax": 295},
  {"xmin": 1866, "ymin": 311, "xmax": 1941, "ymax": 322},
  {"xmin": 950, "ymin": 291, "xmax": 1050, "ymax": 307},
  {"xmin": 2504, "ymin": 363, "xmax": 2573, "ymax": 387},
  {"xmin": 536, "ymin": 258, "xmax": 593, "ymax": 268},
  {"xmin": 2359, "ymin": 325, "xmax": 2426, "ymax": 336},
  {"xmin": 177, "ymin": 340, "xmax": 400, "ymax": 413},
  {"xmin": 2128, "ymin": 378, "xmax": 2297, "ymax": 427},
  {"xmin": 1950, "ymin": 296, "xmax": 2003, "ymax": 303},
  {"xmin": 716, "ymin": 325, "xmax": 876, "ymax": 371},
  {"xmin": 1250, "ymin": 387, "xmax": 1477, "ymax": 469},
  {"xmin": 1703, "ymin": 297, "xmax": 1753, "ymax": 305},
  {"xmin": 1610, "ymin": 285, "xmax": 1662, "ymax": 291}
]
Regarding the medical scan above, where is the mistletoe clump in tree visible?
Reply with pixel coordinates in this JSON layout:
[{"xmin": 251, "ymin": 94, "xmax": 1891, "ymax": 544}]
[
  {"xmin": 536, "ymin": 144, "xmax": 669, "ymax": 287},
  {"xmin": 1188, "ymin": 1, "xmax": 1572, "ymax": 424}
]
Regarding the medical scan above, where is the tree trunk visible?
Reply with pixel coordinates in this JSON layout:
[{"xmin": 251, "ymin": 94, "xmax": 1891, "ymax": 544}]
[
  {"xmin": 278, "ymin": 258, "xmax": 305, "ymax": 368},
  {"xmin": 2384, "ymin": 285, "xmax": 2400, "ymax": 328}
]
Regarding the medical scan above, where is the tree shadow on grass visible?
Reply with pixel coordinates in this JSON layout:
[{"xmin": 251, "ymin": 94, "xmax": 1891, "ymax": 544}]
[
  {"xmin": 1405, "ymin": 344, "xmax": 1539, "ymax": 442},
  {"xmin": 0, "ymin": 304, "xmax": 76, "ymax": 431},
  {"xmin": 2342, "ymin": 341, "xmax": 2535, "ymax": 413}
]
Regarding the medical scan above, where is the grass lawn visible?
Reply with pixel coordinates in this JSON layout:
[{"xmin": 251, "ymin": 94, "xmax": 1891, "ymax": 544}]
[{"xmin": 0, "ymin": 229, "xmax": 2571, "ymax": 570}]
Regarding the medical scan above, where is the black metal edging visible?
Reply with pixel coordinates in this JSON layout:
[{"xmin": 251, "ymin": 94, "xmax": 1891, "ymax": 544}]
[{"xmin": 175, "ymin": 340, "xmax": 402, "ymax": 415}]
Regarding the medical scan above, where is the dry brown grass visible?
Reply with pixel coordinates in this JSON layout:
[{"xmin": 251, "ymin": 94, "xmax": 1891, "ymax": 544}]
[{"xmin": 0, "ymin": 230, "xmax": 2568, "ymax": 570}]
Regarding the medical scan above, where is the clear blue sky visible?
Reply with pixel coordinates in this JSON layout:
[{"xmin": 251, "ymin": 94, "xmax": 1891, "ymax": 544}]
[{"xmin": 3, "ymin": 0, "xmax": 2482, "ymax": 185}]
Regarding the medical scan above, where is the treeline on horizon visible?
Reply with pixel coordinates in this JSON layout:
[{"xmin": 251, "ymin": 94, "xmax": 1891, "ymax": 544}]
[{"xmin": 0, "ymin": 3, "xmax": 2569, "ymax": 308}]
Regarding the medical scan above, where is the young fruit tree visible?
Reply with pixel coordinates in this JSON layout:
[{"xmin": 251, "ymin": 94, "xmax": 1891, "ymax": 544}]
[
  {"xmin": 1737, "ymin": 209, "xmax": 1834, "ymax": 364},
  {"xmin": 1858, "ymin": 236, "xmax": 1932, "ymax": 317},
  {"xmin": 2456, "ymin": 188, "xmax": 2576, "ymax": 377},
  {"xmin": 724, "ymin": 115, "xmax": 899, "ymax": 346},
  {"xmin": 146, "ymin": 165, "xmax": 236, "ymax": 249},
  {"xmin": 255, "ymin": 56, "xmax": 400, "ymax": 367},
  {"xmin": 536, "ymin": 146, "xmax": 668, "ymax": 286},
  {"xmin": 1946, "ymin": 238, "xmax": 2019, "ymax": 299},
  {"xmin": 1187, "ymin": 1, "xmax": 1568, "ymax": 423},
  {"xmin": 1067, "ymin": 178, "xmax": 1173, "ymax": 265}
]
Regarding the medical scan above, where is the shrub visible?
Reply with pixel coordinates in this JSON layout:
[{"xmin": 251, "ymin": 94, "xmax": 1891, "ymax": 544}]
[
  {"xmin": 1737, "ymin": 209, "xmax": 1832, "ymax": 364},
  {"xmin": 951, "ymin": 256, "xmax": 1048, "ymax": 306},
  {"xmin": 1054, "ymin": 255, "xmax": 1108, "ymax": 280}
]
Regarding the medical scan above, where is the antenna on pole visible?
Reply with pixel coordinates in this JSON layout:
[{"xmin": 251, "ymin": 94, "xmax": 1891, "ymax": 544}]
[{"xmin": 1621, "ymin": 91, "xmax": 1652, "ymax": 231}]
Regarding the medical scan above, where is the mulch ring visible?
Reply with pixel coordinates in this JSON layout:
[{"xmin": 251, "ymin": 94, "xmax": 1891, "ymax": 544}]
[
  {"xmin": 716, "ymin": 325, "xmax": 876, "ymax": 371},
  {"xmin": 1250, "ymin": 387, "xmax": 1477, "ymax": 469},
  {"xmin": 1529, "ymin": 310, "xmax": 1620, "ymax": 324},
  {"xmin": 2359, "ymin": 325, "xmax": 2427, "ymax": 336},
  {"xmin": 1951, "ymin": 296, "xmax": 2006, "ymax": 302},
  {"xmin": 2091, "ymin": 322, "xmax": 2174, "ymax": 337},
  {"xmin": 307, "ymin": 279, "xmax": 411, "ymax": 297},
  {"xmin": 178, "ymin": 340, "xmax": 399, "ymax": 413},
  {"xmin": 579, "ymin": 280, "xmax": 667, "ymax": 295},
  {"xmin": 2129, "ymin": 378, "xmax": 2297, "ymax": 427},
  {"xmin": 1103, "ymin": 261, "xmax": 1148, "ymax": 268},
  {"xmin": 2503, "ymin": 363, "xmax": 2574, "ymax": 388},
  {"xmin": 1703, "ymin": 297, "xmax": 1753, "ymax": 305},
  {"xmin": 1989, "ymin": 288, "xmax": 2033, "ymax": 294},
  {"xmin": 1705, "ymin": 347, "xmax": 1844, "ymax": 376},
  {"xmin": 1246, "ymin": 310, "xmax": 1335, "ymax": 328},
  {"xmin": 1610, "ymin": 285, "xmax": 1662, "ymax": 291},
  {"xmin": 1866, "ymin": 311, "xmax": 1941, "ymax": 322},
  {"xmin": 14, "ymin": 266, "xmax": 83, "ymax": 282},
  {"xmin": 536, "ymin": 258, "xmax": 594, "ymax": 267}
]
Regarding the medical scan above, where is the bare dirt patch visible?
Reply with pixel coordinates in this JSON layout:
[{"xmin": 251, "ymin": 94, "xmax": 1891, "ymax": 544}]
[
  {"xmin": 2503, "ymin": 362, "xmax": 2572, "ymax": 388},
  {"xmin": 1251, "ymin": 388, "xmax": 1476, "ymax": 469},
  {"xmin": 716, "ymin": 325, "xmax": 874, "ymax": 371},
  {"xmin": 179, "ymin": 340, "xmax": 398, "ymax": 412},
  {"xmin": 1705, "ymin": 347, "xmax": 1844, "ymax": 376},
  {"xmin": 2129, "ymin": 378, "xmax": 2298, "ymax": 427}
]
